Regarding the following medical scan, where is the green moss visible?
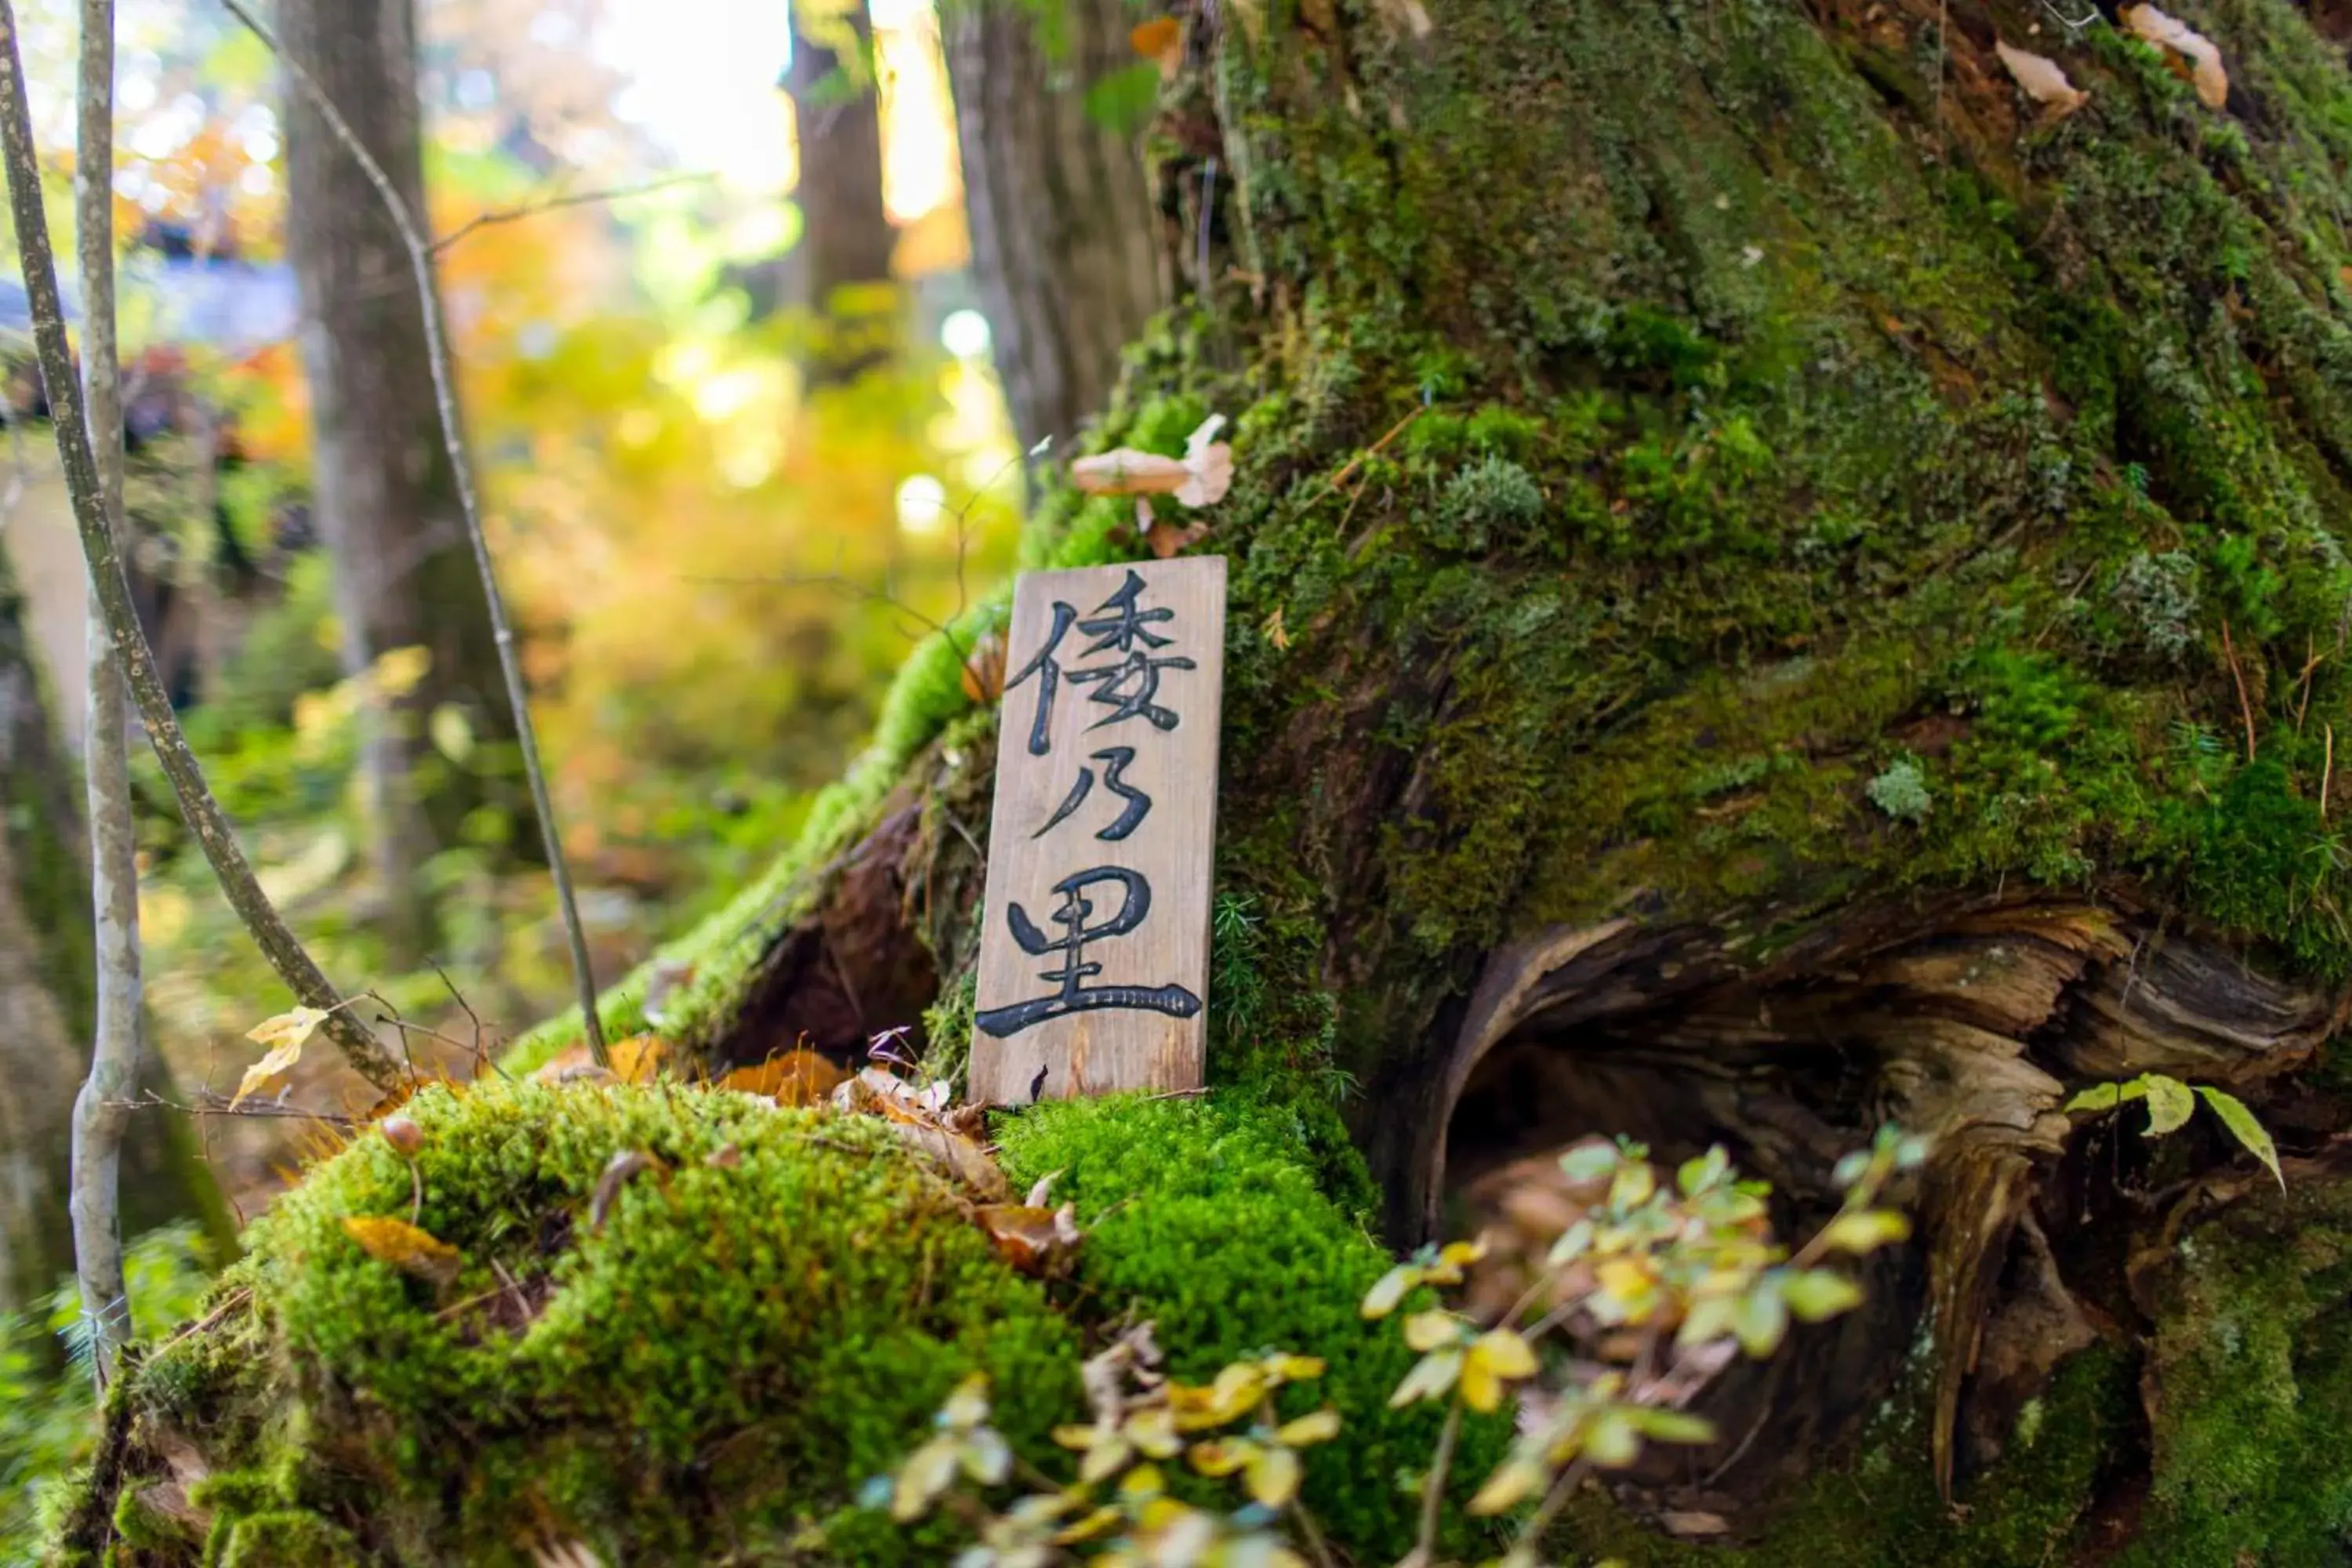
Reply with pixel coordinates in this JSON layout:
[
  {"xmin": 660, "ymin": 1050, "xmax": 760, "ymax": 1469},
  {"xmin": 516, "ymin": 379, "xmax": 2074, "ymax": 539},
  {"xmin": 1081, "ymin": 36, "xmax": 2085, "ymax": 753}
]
[
  {"xmin": 208, "ymin": 1509, "xmax": 364, "ymax": 1568},
  {"xmin": 1563, "ymin": 1347, "xmax": 2136, "ymax": 1567},
  {"xmin": 2117, "ymin": 1177, "xmax": 2352, "ymax": 1566},
  {"xmin": 992, "ymin": 1091, "xmax": 1508, "ymax": 1556},
  {"xmin": 128, "ymin": 1082, "xmax": 1081, "ymax": 1563}
]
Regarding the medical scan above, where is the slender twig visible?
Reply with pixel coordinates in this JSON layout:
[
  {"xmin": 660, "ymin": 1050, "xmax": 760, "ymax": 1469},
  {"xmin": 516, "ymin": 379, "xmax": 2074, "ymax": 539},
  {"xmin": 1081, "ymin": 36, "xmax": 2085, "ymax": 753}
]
[
  {"xmin": 2295, "ymin": 633, "xmax": 2326, "ymax": 735},
  {"xmin": 1513, "ymin": 1455, "xmax": 1594, "ymax": 1552},
  {"xmin": 66, "ymin": 0, "xmax": 136, "ymax": 1394},
  {"xmin": 161, "ymin": 1285, "xmax": 252, "ymax": 1349},
  {"xmin": 103, "ymin": 1088, "xmax": 360, "ymax": 1127},
  {"xmin": 2222, "ymin": 618, "xmax": 2258, "ymax": 762},
  {"xmin": 429, "ymin": 169, "xmax": 717, "ymax": 254},
  {"xmin": 219, "ymin": 0, "xmax": 606, "ymax": 1065},
  {"xmin": 1414, "ymin": 1402, "xmax": 1463, "ymax": 1561},
  {"xmin": 2325, "ymin": 722, "xmax": 2336, "ymax": 824},
  {"xmin": 1196, "ymin": 155, "xmax": 1217, "ymax": 301},
  {"xmin": 0, "ymin": 0, "xmax": 402, "ymax": 1092},
  {"xmin": 1318, "ymin": 405, "xmax": 1425, "ymax": 500}
]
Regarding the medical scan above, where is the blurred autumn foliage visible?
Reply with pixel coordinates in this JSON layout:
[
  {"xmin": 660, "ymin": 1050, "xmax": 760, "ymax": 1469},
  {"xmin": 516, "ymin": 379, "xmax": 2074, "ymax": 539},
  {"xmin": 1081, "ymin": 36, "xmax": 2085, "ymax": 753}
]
[{"xmin": 0, "ymin": 0, "xmax": 1018, "ymax": 1219}]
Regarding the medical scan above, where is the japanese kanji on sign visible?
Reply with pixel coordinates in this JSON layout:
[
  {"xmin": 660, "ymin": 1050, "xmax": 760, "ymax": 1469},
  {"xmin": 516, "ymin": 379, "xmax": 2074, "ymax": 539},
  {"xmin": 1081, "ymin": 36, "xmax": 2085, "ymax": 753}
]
[{"xmin": 969, "ymin": 557, "xmax": 1228, "ymax": 1103}]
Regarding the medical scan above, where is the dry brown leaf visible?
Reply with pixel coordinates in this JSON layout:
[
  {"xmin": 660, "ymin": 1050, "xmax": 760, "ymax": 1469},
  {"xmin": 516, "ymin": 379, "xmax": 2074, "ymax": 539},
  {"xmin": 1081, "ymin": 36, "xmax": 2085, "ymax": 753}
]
[
  {"xmin": 2123, "ymin": 5, "xmax": 2228, "ymax": 110},
  {"xmin": 891, "ymin": 1121, "xmax": 1010, "ymax": 1202},
  {"xmin": 1264, "ymin": 607, "xmax": 1290, "ymax": 650},
  {"xmin": 342, "ymin": 1215, "xmax": 460, "ymax": 1286},
  {"xmin": 590, "ymin": 1149, "xmax": 666, "ymax": 1232},
  {"xmin": 532, "ymin": 1035, "xmax": 670, "ymax": 1087},
  {"xmin": 232, "ymin": 1005, "xmax": 332, "ymax": 1109},
  {"xmin": 718, "ymin": 1050, "xmax": 847, "ymax": 1106},
  {"xmin": 975, "ymin": 1202, "xmax": 1084, "ymax": 1276},
  {"xmin": 835, "ymin": 1065, "xmax": 953, "ymax": 1118},
  {"xmin": 1145, "ymin": 513, "xmax": 1210, "ymax": 560},
  {"xmin": 1129, "ymin": 15, "xmax": 1181, "ymax": 79},
  {"xmin": 1995, "ymin": 41, "xmax": 2089, "ymax": 116},
  {"xmin": 703, "ymin": 1142, "xmax": 742, "ymax": 1170},
  {"xmin": 960, "ymin": 630, "xmax": 1007, "ymax": 704}
]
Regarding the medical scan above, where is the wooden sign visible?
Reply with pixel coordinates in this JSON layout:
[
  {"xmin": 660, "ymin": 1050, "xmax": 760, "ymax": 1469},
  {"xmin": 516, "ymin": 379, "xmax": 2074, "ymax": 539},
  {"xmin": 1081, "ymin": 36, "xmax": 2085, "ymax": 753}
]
[{"xmin": 969, "ymin": 557, "xmax": 1227, "ymax": 1103}]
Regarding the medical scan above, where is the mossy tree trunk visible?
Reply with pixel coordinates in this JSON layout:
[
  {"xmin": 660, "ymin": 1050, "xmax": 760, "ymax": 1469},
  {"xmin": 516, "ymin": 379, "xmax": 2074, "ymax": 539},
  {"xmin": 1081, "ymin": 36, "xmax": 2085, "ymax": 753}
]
[{"xmin": 675, "ymin": 0, "xmax": 2352, "ymax": 1554}]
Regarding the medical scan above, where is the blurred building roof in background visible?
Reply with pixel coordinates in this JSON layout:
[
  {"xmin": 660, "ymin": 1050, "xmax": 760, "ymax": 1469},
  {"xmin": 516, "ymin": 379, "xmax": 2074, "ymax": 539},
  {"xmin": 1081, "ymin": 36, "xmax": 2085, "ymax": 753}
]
[{"xmin": 0, "ymin": 234, "xmax": 297, "ymax": 358}]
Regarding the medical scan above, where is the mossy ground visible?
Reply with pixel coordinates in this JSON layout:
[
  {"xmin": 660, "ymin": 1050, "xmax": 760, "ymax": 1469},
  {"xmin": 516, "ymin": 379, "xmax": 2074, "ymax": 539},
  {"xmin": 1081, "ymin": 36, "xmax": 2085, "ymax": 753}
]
[
  {"xmin": 78, "ymin": 1086, "xmax": 1461, "ymax": 1565},
  {"xmin": 109, "ymin": 1082, "xmax": 1082, "ymax": 1564},
  {"xmin": 1563, "ymin": 1346, "xmax": 2138, "ymax": 1568},
  {"xmin": 995, "ymin": 1091, "xmax": 1511, "ymax": 1557}
]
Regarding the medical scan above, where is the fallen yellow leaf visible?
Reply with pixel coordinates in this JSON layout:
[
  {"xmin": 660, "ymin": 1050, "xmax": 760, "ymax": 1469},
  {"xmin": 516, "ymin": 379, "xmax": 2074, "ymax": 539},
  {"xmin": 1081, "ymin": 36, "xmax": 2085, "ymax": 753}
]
[
  {"xmin": 717, "ymin": 1049, "xmax": 845, "ymax": 1106},
  {"xmin": 341, "ymin": 1215, "xmax": 459, "ymax": 1285},
  {"xmin": 233, "ymin": 1006, "xmax": 332, "ymax": 1109}
]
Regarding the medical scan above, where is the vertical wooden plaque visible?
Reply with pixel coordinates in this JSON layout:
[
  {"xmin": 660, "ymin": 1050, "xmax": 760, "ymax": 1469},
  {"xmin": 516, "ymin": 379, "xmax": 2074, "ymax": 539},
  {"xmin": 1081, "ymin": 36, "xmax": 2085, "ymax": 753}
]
[{"xmin": 968, "ymin": 557, "xmax": 1227, "ymax": 1104}]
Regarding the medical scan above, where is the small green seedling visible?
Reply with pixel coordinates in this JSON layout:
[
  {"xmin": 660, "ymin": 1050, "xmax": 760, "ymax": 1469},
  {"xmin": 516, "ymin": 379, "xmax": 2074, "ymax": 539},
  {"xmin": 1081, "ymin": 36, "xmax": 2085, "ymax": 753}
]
[{"xmin": 2065, "ymin": 1073, "xmax": 2283, "ymax": 1190}]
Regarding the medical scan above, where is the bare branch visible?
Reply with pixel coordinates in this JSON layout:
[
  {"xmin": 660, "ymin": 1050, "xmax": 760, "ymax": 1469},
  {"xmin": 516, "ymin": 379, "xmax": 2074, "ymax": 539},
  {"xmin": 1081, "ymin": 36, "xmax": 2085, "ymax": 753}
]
[
  {"xmin": 219, "ymin": 0, "xmax": 608, "ymax": 1065},
  {"xmin": 0, "ymin": 0, "xmax": 404, "ymax": 1091},
  {"xmin": 430, "ymin": 169, "xmax": 717, "ymax": 255},
  {"xmin": 104, "ymin": 1087, "xmax": 360, "ymax": 1127}
]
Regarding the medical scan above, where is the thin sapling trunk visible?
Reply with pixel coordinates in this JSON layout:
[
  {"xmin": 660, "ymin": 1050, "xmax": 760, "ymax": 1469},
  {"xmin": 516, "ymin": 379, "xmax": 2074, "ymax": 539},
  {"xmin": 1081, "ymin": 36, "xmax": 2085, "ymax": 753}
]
[{"xmin": 0, "ymin": 0, "xmax": 404, "ymax": 1092}]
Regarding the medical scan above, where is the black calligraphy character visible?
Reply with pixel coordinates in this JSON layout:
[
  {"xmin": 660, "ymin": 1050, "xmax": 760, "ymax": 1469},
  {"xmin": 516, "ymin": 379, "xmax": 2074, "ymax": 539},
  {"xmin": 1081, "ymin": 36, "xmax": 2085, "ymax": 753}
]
[
  {"xmin": 1066, "ymin": 570, "xmax": 1194, "ymax": 735},
  {"xmin": 1003, "ymin": 601, "xmax": 1078, "ymax": 757},
  {"xmin": 1076, "ymin": 570, "xmax": 1176, "ymax": 656},
  {"xmin": 1004, "ymin": 572, "xmax": 1197, "ymax": 753},
  {"xmin": 974, "ymin": 867, "xmax": 1203, "ymax": 1037},
  {"xmin": 1032, "ymin": 746, "xmax": 1151, "ymax": 841}
]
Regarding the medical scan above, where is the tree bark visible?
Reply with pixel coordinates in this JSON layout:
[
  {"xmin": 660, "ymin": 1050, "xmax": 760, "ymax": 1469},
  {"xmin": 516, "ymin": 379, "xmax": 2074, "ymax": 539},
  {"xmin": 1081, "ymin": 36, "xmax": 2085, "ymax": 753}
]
[
  {"xmin": 786, "ymin": 0, "xmax": 896, "ymax": 382},
  {"xmin": 70, "ymin": 0, "xmax": 139, "ymax": 1386},
  {"xmin": 943, "ymin": 0, "xmax": 1169, "ymax": 453},
  {"xmin": 689, "ymin": 0, "xmax": 2352, "ymax": 1552},
  {"xmin": 280, "ymin": 0, "xmax": 510, "ymax": 958}
]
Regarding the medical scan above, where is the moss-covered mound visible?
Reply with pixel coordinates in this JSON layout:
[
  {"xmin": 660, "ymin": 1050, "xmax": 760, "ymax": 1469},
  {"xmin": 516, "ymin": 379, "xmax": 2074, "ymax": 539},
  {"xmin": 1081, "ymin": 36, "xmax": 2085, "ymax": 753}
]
[
  {"xmin": 105, "ymin": 1082, "xmax": 1082, "ymax": 1565},
  {"xmin": 69, "ymin": 1084, "xmax": 1478, "ymax": 1566},
  {"xmin": 997, "ymin": 1091, "xmax": 1510, "ymax": 1553}
]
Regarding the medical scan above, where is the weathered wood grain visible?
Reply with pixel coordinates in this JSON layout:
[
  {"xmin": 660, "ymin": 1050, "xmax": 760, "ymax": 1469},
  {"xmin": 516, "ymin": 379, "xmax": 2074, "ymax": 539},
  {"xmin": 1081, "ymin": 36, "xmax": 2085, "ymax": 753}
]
[{"xmin": 969, "ymin": 557, "xmax": 1226, "ymax": 1103}]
